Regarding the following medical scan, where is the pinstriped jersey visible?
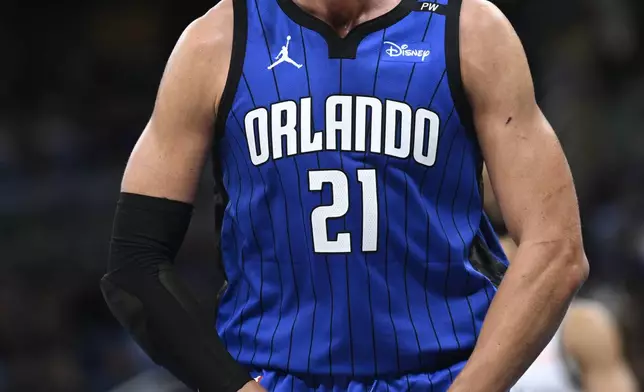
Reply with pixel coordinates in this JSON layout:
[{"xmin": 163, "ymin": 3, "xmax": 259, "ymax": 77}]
[{"xmin": 213, "ymin": 0, "xmax": 509, "ymax": 379}]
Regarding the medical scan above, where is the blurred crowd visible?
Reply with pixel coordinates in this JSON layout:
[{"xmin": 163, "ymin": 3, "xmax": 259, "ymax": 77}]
[{"xmin": 1, "ymin": 0, "xmax": 643, "ymax": 391}]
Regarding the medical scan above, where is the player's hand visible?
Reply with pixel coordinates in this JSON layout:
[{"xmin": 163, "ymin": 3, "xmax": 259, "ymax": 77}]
[{"xmin": 238, "ymin": 380, "xmax": 267, "ymax": 392}]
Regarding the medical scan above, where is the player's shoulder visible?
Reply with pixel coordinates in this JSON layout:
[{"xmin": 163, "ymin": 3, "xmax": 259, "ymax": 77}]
[
  {"xmin": 178, "ymin": 0, "xmax": 234, "ymax": 60},
  {"xmin": 161, "ymin": 0, "xmax": 235, "ymax": 109},
  {"xmin": 459, "ymin": 0, "xmax": 515, "ymax": 49},
  {"xmin": 458, "ymin": 0, "xmax": 528, "ymax": 100},
  {"xmin": 460, "ymin": 0, "xmax": 507, "ymax": 31}
]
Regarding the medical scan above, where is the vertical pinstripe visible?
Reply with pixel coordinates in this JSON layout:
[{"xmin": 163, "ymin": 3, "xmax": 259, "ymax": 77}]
[
  {"xmin": 298, "ymin": 26, "xmax": 324, "ymax": 375},
  {"xmin": 213, "ymin": 0, "xmax": 509, "ymax": 383},
  {"xmin": 383, "ymin": 162, "xmax": 402, "ymax": 373},
  {"xmin": 421, "ymin": 106, "xmax": 455, "ymax": 384},
  {"xmin": 450, "ymin": 143, "xmax": 479, "ymax": 337},
  {"xmin": 338, "ymin": 58, "xmax": 357, "ymax": 377},
  {"xmin": 418, "ymin": 15, "xmax": 440, "ymax": 392},
  {"xmin": 364, "ymin": 28, "xmax": 388, "ymax": 376},
  {"xmin": 436, "ymin": 116, "xmax": 463, "ymax": 350},
  {"xmin": 221, "ymin": 139, "xmax": 242, "ymax": 351},
  {"xmin": 401, "ymin": 10, "xmax": 436, "ymax": 376},
  {"xmin": 232, "ymin": 80, "xmax": 283, "ymax": 364},
  {"xmin": 418, "ymin": 69, "xmax": 448, "ymax": 352},
  {"xmin": 227, "ymin": 113, "xmax": 262, "ymax": 361},
  {"xmin": 324, "ymin": 244, "xmax": 334, "ymax": 376},
  {"xmin": 251, "ymin": 0, "xmax": 297, "ymax": 368},
  {"xmin": 376, "ymin": 24, "xmax": 405, "ymax": 377}
]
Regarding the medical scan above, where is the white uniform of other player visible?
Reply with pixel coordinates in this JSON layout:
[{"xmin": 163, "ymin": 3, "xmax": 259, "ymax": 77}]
[{"xmin": 512, "ymin": 328, "xmax": 579, "ymax": 392}]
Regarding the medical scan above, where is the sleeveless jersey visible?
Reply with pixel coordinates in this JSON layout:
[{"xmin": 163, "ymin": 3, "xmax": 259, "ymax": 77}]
[
  {"xmin": 512, "ymin": 328, "xmax": 580, "ymax": 392},
  {"xmin": 213, "ymin": 0, "xmax": 509, "ymax": 379}
]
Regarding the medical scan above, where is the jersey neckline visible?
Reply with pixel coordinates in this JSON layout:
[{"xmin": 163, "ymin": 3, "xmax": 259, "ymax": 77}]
[{"xmin": 276, "ymin": 0, "xmax": 414, "ymax": 59}]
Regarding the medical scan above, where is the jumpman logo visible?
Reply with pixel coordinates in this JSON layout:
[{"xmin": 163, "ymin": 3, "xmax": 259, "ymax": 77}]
[{"xmin": 267, "ymin": 35, "xmax": 303, "ymax": 70}]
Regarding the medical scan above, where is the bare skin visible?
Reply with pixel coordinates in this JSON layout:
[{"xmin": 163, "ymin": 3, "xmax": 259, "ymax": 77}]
[
  {"xmin": 121, "ymin": 1, "xmax": 263, "ymax": 391},
  {"xmin": 122, "ymin": 0, "xmax": 587, "ymax": 391},
  {"xmin": 122, "ymin": 1, "xmax": 231, "ymax": 203},
  {"xmin": 291, "ymin": 0, "xmax": 400, "ymax": 36},
  {"xmin": 564, "ymin": 302, "xmax": 639, "ymax": 392},
  {"xmin": 448, "ymin": 0, "xmax": 588, "ymax": 390},
  {"xmin": 490, "ymin": 162, "xmax": 636, "ymax": 392},
  {"xmin": 498, "ymin": 236, "xmax": 637, "ymax": 391}
]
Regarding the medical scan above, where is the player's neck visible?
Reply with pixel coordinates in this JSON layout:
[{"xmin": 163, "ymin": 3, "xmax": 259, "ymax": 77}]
[{"xmin": 293, "ymin": 0, "xmax": 401, "ymax": 37}]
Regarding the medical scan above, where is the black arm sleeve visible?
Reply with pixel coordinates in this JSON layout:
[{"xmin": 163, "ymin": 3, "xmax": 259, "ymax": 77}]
[{"xmin": 101, "ymin": 192, "xmax": 251, "ymax": 392}]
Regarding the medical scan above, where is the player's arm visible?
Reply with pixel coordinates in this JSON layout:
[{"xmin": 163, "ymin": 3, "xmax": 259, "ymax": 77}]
[
  {"xmin": 563, "ymin": 302, "xmax": 639, "ymax": 392},
  {"xmin": 100, "ymin": 3, "xmax": 262, "ymax": 392},
  {"xmin": 448, "ymin": 1, "xmax": 589, "ymax": 391}
]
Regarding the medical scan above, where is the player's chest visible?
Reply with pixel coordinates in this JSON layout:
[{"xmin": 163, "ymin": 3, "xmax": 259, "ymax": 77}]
[
  {"xmin": 238, "ymin": 93, "xmax": 442, "ymax": 169},
  {"xmin": 243, "ymin": 32, "xmax": 445, "ymax": 100},
  {"xmin": 234, "ymin": 22, "xmax": 456, "ymax": 168},
  {"xmin": 236, "ymin": 45, "xmax": 450, "ymax": 169}
]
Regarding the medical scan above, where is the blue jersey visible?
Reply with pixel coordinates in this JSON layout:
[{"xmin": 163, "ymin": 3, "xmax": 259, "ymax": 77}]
[{"xmin": 213, "ymin": 0, "xmax": 509, "ymax": 381}]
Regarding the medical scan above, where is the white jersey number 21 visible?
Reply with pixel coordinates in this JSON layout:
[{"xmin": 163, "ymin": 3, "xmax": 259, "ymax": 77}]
[{"xmin": 308, "ymin": 169, "xmax": 378, "ymax": 253}]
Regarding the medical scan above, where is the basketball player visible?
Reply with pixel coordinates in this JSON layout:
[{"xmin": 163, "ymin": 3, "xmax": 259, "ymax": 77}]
[
  {"xmin": 100, "ymin": 0, "xmax": 589, "ymax": 391},
  {"xmin": 482, "ymin": 171, "xmax": 638, "ymax": 392}
]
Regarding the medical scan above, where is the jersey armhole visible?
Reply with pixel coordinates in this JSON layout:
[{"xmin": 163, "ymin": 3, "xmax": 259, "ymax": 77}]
[
  {"xmin": 445, "ymin": 0, "xmax": 483, "ymax": 184},
  {"xmin": 212, "ymin": 0, "xmax": 248, "ymax": 285},
  {"xmin": 444, "ymin": 0, "xmax": 474, "ymax": 136},
  {"xmin": 213, "ymin": 0, "xmax": 248, "ymax": 139}
]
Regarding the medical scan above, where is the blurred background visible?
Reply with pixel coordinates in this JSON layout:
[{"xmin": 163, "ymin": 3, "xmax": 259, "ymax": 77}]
[{"xmin": 1, "ymin": 0, "xmax": 643, "ymax": 391}]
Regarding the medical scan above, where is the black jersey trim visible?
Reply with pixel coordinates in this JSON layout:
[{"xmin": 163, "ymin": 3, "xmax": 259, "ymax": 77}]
[
  {"xmin": 409, "ymin": 1, "xmax": 447, "ymax": 15},
  {"xmin": 444, "ymin": 0, "xmax": 475, "ymax": 139},
  {"xmin": 445, "ymin": 0, "xmax": 485, "ymax": 194},
  {"xmin": 276, "ymin": 0, "xmax": 414, "ymax": 59},
  {"xmin": 214, "ymin": 0, "xmax": 248, "ymax": 139},
  {"xmin": 212, "ymin": 0, "xmax": 248, "ymax": 286}
]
